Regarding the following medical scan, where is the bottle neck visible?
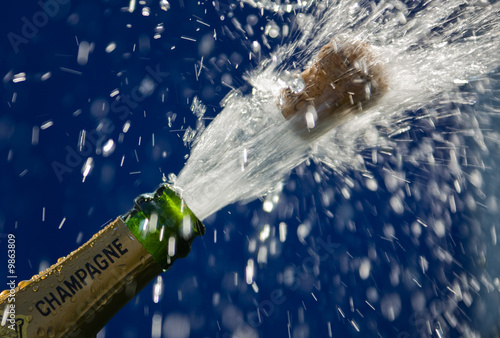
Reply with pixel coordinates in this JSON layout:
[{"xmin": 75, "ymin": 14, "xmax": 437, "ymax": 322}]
[
  {"xmin": 122, "ymin": 183, "xmax": 205, "ymax": 270},
  {"xmin": 0, "ymin": 184, "xmax": 205, "ymax": 337},
  {"xmin": 0, "ymin": 218, "xmax": 161, "ymax": 337}
]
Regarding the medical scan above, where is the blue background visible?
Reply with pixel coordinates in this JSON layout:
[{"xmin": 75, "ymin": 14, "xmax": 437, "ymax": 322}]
[{"xmin": 1, "ymin": 1, "xmax": 500, "ymax": 337}]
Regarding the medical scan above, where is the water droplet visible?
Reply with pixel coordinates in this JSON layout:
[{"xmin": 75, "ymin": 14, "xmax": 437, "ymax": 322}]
[
  {"xmin": 359, "ymin": 259, "xmax": 371, "ymax": 280},
  {"xmin": 32, "ymin": 285, "xmax": 39, "ymax": 292},
  {"xmin": 26, "ymin": 315, "xmax": 33, "ymax": 323},
  {"xmin": 251, "ymin": 41, "xmax": 261, "ymax": 53},
  {"xmin": 289, "ymin": 76, "xmax": 305, "ymax": 94},
  {"xmin": 155, "ymin": 24, "xmax": 165, "ymax": 34},
  {"xmin": 265, "ymin": 21, "xmax": 280, "ymax": 38},
  {"xmin": 167, "ymin": 173, "xmax": 177, "ymax": 184},
  {"xmin": 37, "ymin": 327, "xmax": 46, "ymax": 337},
  {"xmin": 142, "ymin": 7, "xmax": 151, "ymax": 16},
  {"xmin": 47, "ymin": 327, "xmax": 55, "ymax": 337},
  {"xmin": 159, "ymin": 0, "xmax": 170, "ymax": 11}
]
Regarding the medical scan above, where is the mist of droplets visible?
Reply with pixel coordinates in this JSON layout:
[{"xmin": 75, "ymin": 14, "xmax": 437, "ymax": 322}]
[
  {"xmin": 175, "ymin": 0, "xmax": 500, "ymax": 217},
  {"xmin": 172, "ymin": 1, "xmax": 500, "ymax": 336}
]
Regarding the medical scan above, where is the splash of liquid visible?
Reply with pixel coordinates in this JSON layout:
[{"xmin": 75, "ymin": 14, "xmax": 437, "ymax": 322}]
[
  {"xmin": 174, "ymin": 0, "xmax": 500, "ymax": 220},
  {"xmin": 174, "ymin": 82, "xmax": 308, "ymax": 220}
]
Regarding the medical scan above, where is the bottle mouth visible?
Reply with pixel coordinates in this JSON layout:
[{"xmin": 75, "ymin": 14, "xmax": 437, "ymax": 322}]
[
  {"xmin": 157, "ymin": 183, "xmax": 206, "ymax": 236},
  {"xmin": 126, "ymin": 183, "xmax": 206, "ymax": 241},
  {"xmin": 123, "ymin": 183, "xmax": 205, "ymax": 270}
]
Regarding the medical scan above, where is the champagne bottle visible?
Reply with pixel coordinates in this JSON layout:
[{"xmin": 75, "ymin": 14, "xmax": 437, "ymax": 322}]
[{"xmin": 0, "ymin": 184, "xmax": 205, "ymax": 337}]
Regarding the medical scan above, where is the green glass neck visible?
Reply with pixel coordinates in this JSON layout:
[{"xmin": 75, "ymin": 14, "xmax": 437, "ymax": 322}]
[{"xmin": 122, "ymin": 184, "xmax": 205, "ymax": 270}]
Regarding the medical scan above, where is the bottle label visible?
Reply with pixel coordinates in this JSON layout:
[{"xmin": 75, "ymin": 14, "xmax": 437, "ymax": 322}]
[
  {"xmin": 0, "ymin": 217, "xmax": 161, "ymax": 337},
  {"xmin": 0, "ymin": 312, "xmax": 28, "ymax": 338}
]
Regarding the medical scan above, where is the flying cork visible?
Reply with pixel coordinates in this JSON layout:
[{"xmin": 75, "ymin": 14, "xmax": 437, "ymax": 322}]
[{"xmin": 280, "ymin": 39, "xmax": 387, "ymax": 139}]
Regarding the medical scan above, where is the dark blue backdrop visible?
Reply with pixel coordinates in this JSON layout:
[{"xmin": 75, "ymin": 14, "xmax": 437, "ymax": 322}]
[{"xmin": 1, "ymin": 1, "xmax": 500, "ymax": 337}]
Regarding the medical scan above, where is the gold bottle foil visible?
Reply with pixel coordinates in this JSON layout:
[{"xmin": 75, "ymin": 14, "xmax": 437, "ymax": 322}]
[{"xmin": 0, "ymin": 217, "xmax": 162, "ymax": 337}]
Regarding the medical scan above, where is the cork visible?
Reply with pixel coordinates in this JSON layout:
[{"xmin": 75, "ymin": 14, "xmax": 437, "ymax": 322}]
[{"xmin": 280, "ymin": 39, "xmax": 387, "ymax": 139}]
